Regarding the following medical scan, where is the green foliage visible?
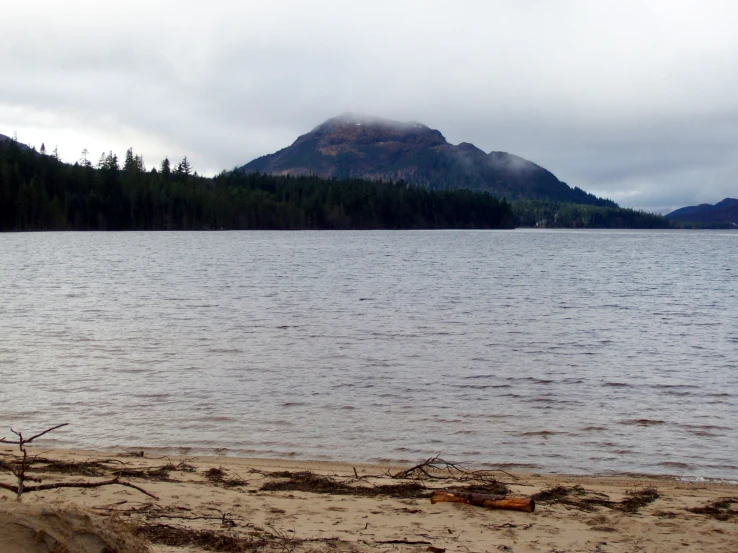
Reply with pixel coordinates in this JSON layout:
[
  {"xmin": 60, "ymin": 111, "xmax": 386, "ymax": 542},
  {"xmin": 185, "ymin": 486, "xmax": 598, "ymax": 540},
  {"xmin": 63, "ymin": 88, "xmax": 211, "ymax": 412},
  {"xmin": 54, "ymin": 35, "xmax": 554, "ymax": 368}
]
[
  {"xmin": 0, "ymin": 142, "xmax": 515, "ymax": 231},
  {"xmin": 668, "ymin": 220, "xmax": 736, "ymax": 229},
  {"xmin": 512, "ymin": 200, "xmax": 672, "ymax": 229}
]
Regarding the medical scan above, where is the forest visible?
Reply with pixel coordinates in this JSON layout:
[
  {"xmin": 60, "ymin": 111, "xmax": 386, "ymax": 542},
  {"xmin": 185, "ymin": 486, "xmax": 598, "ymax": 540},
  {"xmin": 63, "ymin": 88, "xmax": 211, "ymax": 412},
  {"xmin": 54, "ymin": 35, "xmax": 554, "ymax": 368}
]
[
  {"xmin": 0, "ymin": 138, "xmax": 672, "ymax": 231},
  {"xmin": 0, "ymin": 140, "xmax": 515, "ymax": 231},
  {"xmin": 511, "ymin": 199, "xmax": 672, "ymax": 229}
]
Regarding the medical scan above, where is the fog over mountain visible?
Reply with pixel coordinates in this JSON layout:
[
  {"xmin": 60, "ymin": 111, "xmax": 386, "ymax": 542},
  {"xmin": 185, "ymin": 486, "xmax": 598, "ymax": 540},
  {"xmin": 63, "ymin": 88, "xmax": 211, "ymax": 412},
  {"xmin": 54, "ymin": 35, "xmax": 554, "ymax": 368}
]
[{"xmin": 2, "ymin": 1, "xmax": 738, "ymax": 211}]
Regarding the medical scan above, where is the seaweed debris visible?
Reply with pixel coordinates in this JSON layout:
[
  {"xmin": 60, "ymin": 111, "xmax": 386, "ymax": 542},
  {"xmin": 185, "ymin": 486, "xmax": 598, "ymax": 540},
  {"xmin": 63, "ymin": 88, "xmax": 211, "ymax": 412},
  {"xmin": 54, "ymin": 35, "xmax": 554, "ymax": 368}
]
[
  {"xmin": 532, "ymin": 485, "xmax": 659, "ymax": 513},
  {"xmin": 0, "ymin": 453, "xmax": 195, "ymax": 482},
  {"xmin": 687, "ymin": 497, "xmax": 738, "ymax": 521},
  {"xmin": 131, "ymin": 522, "xmax": 273, "ymax": 552},
  {"xmin": 206, "ymin": 467, "xmax": 249, "ymax": 488},
  {"xmin": 619, "ymin": 487, "xmax": 660, "ymax": 513},
  {"xmin": 7, "ymin": 456, "xmax": 113, "ymax": 477},
  {"xmin": 260, "ymin": 471, "xmax": 427, "ymax": 499},
  {"xmin": 116, "ymin": 464, "xmax": 178, "ymax": 482}
]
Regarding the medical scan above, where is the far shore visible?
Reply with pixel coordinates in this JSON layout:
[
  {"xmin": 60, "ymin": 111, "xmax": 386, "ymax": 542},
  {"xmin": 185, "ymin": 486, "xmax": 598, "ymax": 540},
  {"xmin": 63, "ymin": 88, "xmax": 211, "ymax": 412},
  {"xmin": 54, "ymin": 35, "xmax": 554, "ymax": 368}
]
[{"xmin": 1, "ymin": 446, "xmax": 737, "ymax": 552}]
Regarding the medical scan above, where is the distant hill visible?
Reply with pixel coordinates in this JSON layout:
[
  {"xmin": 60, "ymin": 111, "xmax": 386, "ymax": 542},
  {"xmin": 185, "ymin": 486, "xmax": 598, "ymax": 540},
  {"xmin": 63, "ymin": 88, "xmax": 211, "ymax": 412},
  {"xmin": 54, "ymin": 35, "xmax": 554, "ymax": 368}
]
[
  {"xmin": 240, "ymin": 114, "xmax": 615, "ymax": 206},
  {"xmin": 0, "ymin": 133, "xmax": 29, "ymax": 150},
  {"xmin": 666, "ymin": 198, "xmax": 738, "ymax": 227}
]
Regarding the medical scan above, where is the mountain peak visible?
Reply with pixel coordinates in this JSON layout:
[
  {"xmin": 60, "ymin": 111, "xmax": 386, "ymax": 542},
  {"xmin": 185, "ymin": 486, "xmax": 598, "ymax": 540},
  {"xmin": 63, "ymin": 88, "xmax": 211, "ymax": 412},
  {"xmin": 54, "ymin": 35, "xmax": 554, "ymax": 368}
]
[
  {"xmin": 299, "ymin": 114, "xmax": 447, "ymax": 150},
  {"xmin": 240, "ymin": 114, "xmax": 613, "ymax": 206},
  {"xmin": 316, "ymin": 113, "xmax": 432, "ymax": 131}
]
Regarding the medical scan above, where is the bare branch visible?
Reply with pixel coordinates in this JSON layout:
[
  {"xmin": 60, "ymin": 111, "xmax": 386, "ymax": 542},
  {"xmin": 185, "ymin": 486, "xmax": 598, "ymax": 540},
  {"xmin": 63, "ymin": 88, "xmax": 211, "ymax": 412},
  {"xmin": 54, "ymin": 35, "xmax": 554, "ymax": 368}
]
[
  {"xmin": 0, "ymin": 423, "xmax": 156, "ymax": 500},
  {"xmin": 0, "ymin": 482, "xmax": 18, "ymax": 494},
  {"xmin": 26, "ymin": 423, "xmax": 69, "ymax": 444},
  {"xmin": 22, "ymin": 478, "xmax": 158, "ymax": 499}
]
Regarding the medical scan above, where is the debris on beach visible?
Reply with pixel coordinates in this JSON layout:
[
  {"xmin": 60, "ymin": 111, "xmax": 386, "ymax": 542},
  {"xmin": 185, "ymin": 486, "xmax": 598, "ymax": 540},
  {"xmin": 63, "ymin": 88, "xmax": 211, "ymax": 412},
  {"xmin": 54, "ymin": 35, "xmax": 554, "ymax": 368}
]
[
  {"xmin": 205, "ymin": 467, "xmax": 249, "ymax": 488},
  {"xmin": 260, "ymin": 470, "xmax": 428, "ymax": 498},
  {"xmin": 687, "ymin": 497, "xmax": 738, "ymax": 521},
  {"xmin": 530, "ymin": 485, "xmax": 660, "ymax": 513},
  {"xmin": 430, "ymin": 490, "xmax": 536, "ymax": 512},
  {"xmin": 0, "ymin": 424, "xmax": 158, "ymax": 500}
]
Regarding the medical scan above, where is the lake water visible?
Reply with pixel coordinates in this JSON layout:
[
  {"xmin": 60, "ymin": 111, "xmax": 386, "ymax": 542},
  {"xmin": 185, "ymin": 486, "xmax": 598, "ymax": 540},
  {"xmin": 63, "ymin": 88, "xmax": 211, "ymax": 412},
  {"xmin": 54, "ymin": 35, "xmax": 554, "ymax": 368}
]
[{"xmin": 1, "ymin": 230, "xmax": 736, "ymax": 479}]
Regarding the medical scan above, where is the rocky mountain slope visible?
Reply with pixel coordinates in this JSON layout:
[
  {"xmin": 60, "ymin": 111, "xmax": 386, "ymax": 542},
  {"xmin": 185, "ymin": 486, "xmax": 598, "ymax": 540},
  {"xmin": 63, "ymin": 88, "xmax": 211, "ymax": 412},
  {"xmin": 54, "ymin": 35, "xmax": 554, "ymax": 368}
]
[{"xmin": 240, "ymin": 114, "xmax": 613, "ymax": 205}]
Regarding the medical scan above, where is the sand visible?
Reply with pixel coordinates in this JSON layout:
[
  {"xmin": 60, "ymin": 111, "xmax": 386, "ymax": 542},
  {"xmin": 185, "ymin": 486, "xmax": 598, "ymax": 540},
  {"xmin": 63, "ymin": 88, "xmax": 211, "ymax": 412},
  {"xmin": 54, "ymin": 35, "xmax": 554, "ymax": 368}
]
[{"xmin": 1, "ymin": 446, "xmax": 736, "ymax": 553}]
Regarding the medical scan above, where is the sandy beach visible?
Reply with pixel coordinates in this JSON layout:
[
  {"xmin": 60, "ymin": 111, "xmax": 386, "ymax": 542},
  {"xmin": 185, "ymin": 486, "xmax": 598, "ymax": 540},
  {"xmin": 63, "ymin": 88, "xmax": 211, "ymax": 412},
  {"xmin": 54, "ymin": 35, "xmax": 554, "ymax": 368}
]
[{"xmin": 1, "ymin": 446, "xmax": 736, "ymax": 552}]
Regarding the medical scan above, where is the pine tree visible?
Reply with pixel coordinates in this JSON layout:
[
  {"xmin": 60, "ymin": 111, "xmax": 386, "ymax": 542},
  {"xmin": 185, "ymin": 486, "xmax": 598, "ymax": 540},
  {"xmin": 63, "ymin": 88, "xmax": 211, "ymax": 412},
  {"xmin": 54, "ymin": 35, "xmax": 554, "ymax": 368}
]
[
  {"xmin": 124, "ymin": 148, "xmax": 137, "ymax": 172},
  {"xmin": 160, "ymin": 157, "xmax": 171, "ymax": 177},
  {"xmin": 176, "ymin": 156, "xmax": 192, "ymax": 176}
]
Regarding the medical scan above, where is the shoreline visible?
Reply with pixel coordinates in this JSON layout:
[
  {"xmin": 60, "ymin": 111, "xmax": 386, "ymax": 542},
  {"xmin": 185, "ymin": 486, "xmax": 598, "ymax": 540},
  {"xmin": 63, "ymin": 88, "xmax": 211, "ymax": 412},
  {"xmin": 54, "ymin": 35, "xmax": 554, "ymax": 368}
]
[
  {"xmin": 2, "ymin": 446, "xmax": 737, "ymax": 552},
  {"xmin": 29, "ymin": 444, "xmax": 738, "ymax": 484}
]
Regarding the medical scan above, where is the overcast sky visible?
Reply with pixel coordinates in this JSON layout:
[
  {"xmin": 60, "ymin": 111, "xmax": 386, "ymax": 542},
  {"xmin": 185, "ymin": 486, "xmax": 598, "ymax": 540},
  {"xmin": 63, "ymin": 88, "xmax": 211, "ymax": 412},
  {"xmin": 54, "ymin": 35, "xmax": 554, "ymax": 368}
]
[{"xmin": 2, "ymin": 0, "xmax": 737, "ymax": 211}]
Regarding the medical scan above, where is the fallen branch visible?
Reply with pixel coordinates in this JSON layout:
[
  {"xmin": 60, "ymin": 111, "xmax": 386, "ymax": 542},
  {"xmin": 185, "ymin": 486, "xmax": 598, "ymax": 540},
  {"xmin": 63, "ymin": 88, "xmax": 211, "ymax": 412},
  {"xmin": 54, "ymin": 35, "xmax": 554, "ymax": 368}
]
[
  {"xmin": 391, "ymin": 455, "xmax": 517, "ymax": 483},
  {"xmin": 0, "ymin": 424, "xmax": 156, "ymax": 500},
  {"xmin": 375, "ymin": 539, "xmax": 433, "ymax": 545}
]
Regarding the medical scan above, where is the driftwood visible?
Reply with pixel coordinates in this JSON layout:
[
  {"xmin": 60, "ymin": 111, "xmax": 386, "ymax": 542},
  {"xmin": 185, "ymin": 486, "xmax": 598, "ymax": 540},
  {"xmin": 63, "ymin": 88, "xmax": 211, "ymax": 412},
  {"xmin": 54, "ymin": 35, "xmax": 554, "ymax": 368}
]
[
  {"xmin": 431, "ymin": 490, "xmax": 535, "ymax": 513},
  {"xmin": 0, "ymin": 423, "xmax": 157, "ymax": 500}
]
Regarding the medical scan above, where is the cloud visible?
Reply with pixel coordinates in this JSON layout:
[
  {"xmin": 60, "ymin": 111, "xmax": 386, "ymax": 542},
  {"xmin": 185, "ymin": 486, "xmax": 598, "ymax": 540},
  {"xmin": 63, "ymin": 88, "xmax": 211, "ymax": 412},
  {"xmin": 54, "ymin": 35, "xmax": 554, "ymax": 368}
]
[{"xmin": 2, "ymin": 0, "xmax": 737, "ymax": 209}]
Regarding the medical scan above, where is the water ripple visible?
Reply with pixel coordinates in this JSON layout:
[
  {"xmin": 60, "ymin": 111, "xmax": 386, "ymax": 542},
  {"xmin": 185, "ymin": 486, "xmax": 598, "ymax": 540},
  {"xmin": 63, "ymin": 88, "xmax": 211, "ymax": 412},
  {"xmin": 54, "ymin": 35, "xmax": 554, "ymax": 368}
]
[{"xmin": 0, "ymin": 229, "xmax": 736, "ymax": 478}]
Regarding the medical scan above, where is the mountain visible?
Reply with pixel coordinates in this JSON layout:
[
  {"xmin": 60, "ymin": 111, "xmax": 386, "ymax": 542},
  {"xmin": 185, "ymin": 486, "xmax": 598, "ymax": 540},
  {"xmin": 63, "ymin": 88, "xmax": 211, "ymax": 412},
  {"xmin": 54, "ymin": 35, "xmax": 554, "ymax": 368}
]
[
  {"xmin": 240, "ymin": 114, "xmax": 614, "ymax": 205},
  {"xmin": 666, "ymin": 198, "xmax": 738, "ymax": 227}
]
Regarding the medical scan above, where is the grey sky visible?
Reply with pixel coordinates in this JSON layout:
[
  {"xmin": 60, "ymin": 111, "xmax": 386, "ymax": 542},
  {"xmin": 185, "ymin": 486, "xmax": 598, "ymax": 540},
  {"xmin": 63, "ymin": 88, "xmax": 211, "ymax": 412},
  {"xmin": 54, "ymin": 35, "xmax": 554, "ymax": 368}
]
[{"xmin": 2, "ymin": 0, "xmax": 737, "ymax": 211}]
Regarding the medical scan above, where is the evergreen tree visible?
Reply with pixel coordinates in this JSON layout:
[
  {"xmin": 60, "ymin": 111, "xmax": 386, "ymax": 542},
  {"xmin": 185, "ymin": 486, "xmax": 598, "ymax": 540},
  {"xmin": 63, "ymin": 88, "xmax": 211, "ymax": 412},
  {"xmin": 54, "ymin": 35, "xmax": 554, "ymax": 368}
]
[
  {"xmin": 124, "ymin": 148, "xmax": 137, "ymax": 172},
  {"xmin": 160, "ymin": 157, "xmax": 171, "ymax": 177},
  {"xmin": 102, "ymin": 151, "xmax": 119, "ymax": 172},
  {"xmin": 176, "ymin": 156, "xmax": 192, "ymax": 176}
]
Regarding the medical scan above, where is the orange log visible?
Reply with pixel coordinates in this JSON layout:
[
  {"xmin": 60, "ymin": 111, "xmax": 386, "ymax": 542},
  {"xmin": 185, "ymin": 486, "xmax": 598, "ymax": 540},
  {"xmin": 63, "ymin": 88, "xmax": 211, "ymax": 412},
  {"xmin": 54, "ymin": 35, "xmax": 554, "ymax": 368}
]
[{"xmin": 430, "ymin": 491, "xmax": 535, "ymax": 513}]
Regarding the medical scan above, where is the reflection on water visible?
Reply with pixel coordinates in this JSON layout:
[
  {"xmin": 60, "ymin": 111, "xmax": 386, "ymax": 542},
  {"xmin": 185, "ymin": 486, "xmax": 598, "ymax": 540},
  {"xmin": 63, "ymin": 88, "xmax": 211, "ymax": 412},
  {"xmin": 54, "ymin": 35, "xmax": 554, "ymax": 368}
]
[{"xmin": 0, "ymin": 230, "xmax": 736, "ymax": 478}]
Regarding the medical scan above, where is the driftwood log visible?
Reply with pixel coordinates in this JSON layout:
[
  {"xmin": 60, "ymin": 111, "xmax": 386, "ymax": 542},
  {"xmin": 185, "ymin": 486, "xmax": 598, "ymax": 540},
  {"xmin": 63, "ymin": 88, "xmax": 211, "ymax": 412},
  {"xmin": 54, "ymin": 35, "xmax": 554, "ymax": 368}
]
[{"xmin": 430, "ymin": 491, "xmax": 535, "ymax": 513}]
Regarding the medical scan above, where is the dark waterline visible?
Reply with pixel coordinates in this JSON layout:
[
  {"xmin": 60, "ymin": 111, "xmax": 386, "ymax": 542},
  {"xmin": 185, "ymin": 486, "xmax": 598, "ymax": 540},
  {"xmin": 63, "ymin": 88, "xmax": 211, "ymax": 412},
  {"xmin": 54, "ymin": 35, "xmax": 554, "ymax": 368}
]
[{"xmin": 1, "ymin": 230, "xmax": 736, "ymax": 478}]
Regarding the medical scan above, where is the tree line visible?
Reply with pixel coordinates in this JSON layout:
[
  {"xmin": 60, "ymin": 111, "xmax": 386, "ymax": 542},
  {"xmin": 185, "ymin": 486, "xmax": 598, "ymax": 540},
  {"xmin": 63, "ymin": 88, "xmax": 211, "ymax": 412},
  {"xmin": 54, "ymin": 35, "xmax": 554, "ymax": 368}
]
[
  {"xmin": 511, "ymin": 199, "xmax": 672, "ymax": 229},
  {"xmin": 0, "ymin": 140, "xmax": 516, "ymax": 231}
]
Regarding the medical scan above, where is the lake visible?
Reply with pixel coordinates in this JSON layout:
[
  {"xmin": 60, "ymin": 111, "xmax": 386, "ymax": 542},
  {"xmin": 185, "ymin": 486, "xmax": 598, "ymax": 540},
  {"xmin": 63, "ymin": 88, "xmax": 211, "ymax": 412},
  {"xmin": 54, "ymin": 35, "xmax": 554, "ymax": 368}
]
[{"xmin": 1, "ymin": 230, "xmax": 736, "ymax": 478}]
